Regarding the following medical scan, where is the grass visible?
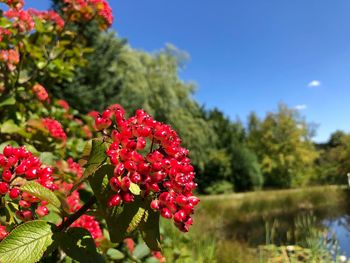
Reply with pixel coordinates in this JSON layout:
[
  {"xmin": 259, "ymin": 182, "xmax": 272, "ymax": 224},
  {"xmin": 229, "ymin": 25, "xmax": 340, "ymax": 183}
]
[{"xmin": 161, "ymin": 185, "xmax": 350, "ymax": 263}]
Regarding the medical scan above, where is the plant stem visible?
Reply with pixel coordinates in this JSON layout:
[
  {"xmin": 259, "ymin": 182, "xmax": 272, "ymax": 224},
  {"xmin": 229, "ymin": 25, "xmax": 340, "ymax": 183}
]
[{"xmin": 58, "ymin": 195, "xmax": 97, "ymax": 231}]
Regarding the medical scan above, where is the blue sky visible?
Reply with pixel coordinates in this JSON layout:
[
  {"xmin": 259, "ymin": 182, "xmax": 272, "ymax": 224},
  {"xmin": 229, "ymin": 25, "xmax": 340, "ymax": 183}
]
[{"xmin": 25, "ymin": 0, "xmax": 350, "ymax": 142}]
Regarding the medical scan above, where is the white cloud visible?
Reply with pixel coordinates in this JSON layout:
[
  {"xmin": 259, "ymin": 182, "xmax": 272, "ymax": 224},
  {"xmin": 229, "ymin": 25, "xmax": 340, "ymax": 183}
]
[
  {"xmin": 295, "ymin": 104, "xmax": 307, "ymax": 110},
  {"xmin": 308, "ymin": 80, "xmax": 321, "ymax": 88}
]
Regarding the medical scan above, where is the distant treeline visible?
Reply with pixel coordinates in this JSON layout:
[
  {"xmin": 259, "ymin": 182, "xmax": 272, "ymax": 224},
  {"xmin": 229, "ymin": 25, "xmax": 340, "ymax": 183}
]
[{"xmin": 46, "ymin": 3, "xmax": 350, "ymax": 194}]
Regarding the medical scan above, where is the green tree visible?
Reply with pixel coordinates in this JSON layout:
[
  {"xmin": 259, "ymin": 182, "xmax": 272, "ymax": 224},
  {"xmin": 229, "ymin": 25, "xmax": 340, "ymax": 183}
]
[
  {"xmin": 315, "ymin": 131, "xmax": 350, "ymax": 185},
  {"xmin": 247, "ymin": 104, "xmax": 318, "ymax": 188},
  {"xmin": 230, "ymin": 145, "xmax": 264, "ymax": 191}
]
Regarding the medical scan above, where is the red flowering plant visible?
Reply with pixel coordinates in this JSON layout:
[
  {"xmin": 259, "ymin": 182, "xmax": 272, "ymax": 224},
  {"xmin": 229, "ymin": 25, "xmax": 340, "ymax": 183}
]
[{"xmin": 0, "ymin": 0, "xmax": 199, "ymax": 262}]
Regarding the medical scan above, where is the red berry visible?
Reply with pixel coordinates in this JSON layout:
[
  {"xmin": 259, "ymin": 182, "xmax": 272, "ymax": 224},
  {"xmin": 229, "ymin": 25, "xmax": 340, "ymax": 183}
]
[
  {"xmin": 150, "ymin": 200, "xmax": 160, "ymax": 210},
  {"xmin": 109, "ymin": 177, "xmax": 121, "ymax": 191},
  {"xmin": 16, "ymin": 210, "xmax": 33, "ymax": 221},
  {"xmin": 107, "ymin": 194, "xmax": 121, "ymax": 207},
  {"xmin": 25, "ymin": 168, "xmax": 38, "ymax": 179},
  {"xmin": 2, "ymin": 170, "xmax": 12, "ymax": 182},
  {"xmin": 124, "ymin": 160, "xmax": 136, "ymax": 171},
  {"xmin": 136, "ymin": 137, "xmax": 146, "ymax": 150},
  {"xmin": 160, "ymin": 208, "xmax": 172, "ymax": 219},
  {"xmin": 0, "ymin": 182, "xmax": 9, "ymax": 195},
  {"xmin": 36, "ymin": 205, "xmax": 49, "ymax": 217},
  {"xmin": 130, "ymin": 172, "xmax": 141, "ymax": 184},
  {"xmin": 0, "ymin": 225, "xmax": 8, "ymax": 240},
  {"xmin": 102, "ymin": 109, "xmax": 113, "ymax": 119},
  {"xmin": 7, "ymin": 156, "xmax": 18, "ymax": 166},
  {"xmin": 114, "ymin": 163, "xmax": 125, "ymax": 176},
  {"xmin": 188, "ymin": 196, "xmax": 200, "ymax": 206},
  {"xmin": 174, "ymin": 210, "xmax": 187, "ymax": 223},
  {"xmin": 122, "ymin": 192, "xmax": 134, "ymax": 203},
  {"xmin": 120, "ymin": 176, "xmax": 131, "ymax": 191},
  {"xmin": 176, "ymin": 195, "xmax": 188, "ymax": 206},
  {"xmin": 95, "ymin": 117, "xmax": 111, "ymax": 131},
  {"xmin": 15, "ymin": 164, "xmax": 27, "ymax": 175},
  {"xmin": 0, "ymin": 154, "xmax": 6, "ymax": 167},
  {"xmin": 19, "ymin": 200, "xmax": 31, "ymax": 208},
  {"xmin": 149, "ymin": 183, "xmax": 160, "ymax": 192},
  {"xmin": 9, "ymin": 188, "xmax": 20, "ymax": 199},
  {"xmin": 3, "ymin": 145, "xmax": 13, "ymax": 157}
]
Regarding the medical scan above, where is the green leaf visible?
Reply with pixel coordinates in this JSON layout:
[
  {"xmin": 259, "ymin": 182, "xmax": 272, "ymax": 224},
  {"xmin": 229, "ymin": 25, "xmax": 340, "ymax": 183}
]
[
  {"xmin": 145, "ymin": 257, "xmax": 161, "ymax": 263},
  {"xmin": 129, "ymin": 183, "xmax": 141, "ymax": 195},
  {"xmin": 4, "ymin": 201, "xmax": 18, "ymax": 225},
  {"xmin": 21, "ymin": 181, "xmax": 61, "ymax": 208},
  {"xmin": 0, "ymin": 94, "xmax": 15, "ymax": 108},
  {"xmin": 140, "ymin": 209, "xmax": 162, "ymax": 251},
  {"xmin": 1, "ymin": 120, "xmax": 22, "ymax": 134},
  {"xmin": 39, "ymin": 152, "xmax": 57, "ymax": 166},
  {"xmin": 133, "ymin": 243, "xmax": 151, "ymax": 259},
  {"xmin": 0, "ymin": 120, "xmax": 30, "ymax": 137},
  {"xmin": 0, "ymin": 220, "xmax": 53, "ymax": 263},
  {"xmin": 59, "ymin": 228, "xmax": 104, "ymax": 263},
  {"xmin": 88, "ymin": 165, "xmax": 147, "ymax": 243},
  {"xmin": 83, "ymin": 139, "xmax": 107, "ymax": 177},
  {"xmin": 106, "ymin": 248, "xmax": 125, "ymax": 260}
]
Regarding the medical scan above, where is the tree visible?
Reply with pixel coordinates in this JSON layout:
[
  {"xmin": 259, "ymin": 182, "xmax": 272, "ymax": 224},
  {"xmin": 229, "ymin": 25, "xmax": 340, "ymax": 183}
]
[
  {"xmin": 247, "ymin": 104, "xmax": 318, "ymax": 188},
  {"xmin": 315, "ymin": 131, "xmax": 350, "ymax": 185},
  {"xmin": 230, "ymin": 145, "xmax": 264, "ymax": 191}
]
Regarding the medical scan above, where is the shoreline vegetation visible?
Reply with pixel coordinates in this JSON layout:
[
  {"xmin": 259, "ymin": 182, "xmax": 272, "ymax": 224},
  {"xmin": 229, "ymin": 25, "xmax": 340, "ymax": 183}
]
[{"xmin": 162, "ymin": 185, "xmax": 350, "ymax": 263}]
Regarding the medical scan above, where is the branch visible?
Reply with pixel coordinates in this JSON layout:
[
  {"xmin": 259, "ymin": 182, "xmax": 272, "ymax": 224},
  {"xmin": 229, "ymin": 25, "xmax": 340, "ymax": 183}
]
[{"xmin": 58, "ymin": 195, "xmax": 97, "ymax": 231}]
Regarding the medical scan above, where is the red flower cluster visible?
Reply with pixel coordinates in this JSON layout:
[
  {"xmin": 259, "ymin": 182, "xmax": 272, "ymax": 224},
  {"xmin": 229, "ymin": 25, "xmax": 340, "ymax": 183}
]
[
  {"xmin": 42, "ymin": 118, "xmax": 67, "ymax": 141},
  {"xmin": 0, "ymin": 49, "xmax": 19, "ymax": 71},
  {"xmin": 67, "ymin": 158, "xmax": 83, "ymax": 178},
  {"xmin": 28, "ymin": 9, "xmax": 65, "ymax": 30},
  {"xmin": 94, "ymin": 104, "xmax": 199, "ymax": 232},
  {"xmin": 0, "ymin": 27, "xmax": 11, "ymax": 42},
  {"xmin": 56, "ymin": 99, "xmax": 70, "ymax": 111},
  {"xmin": 32, "ymin": 84, "xmax": 49, "ymax": 102},
  {"xmin": 64, "ymin": 186, "xmax": 103, "ymax": 241},
  {"xmin": 62, "ymin": 0, "xmax": 113, "ymax": 29},
  {"xmin": 57, "ymin": 160, "xmax": 102, "ymax": 242},
  {"xmin": 4, "ymin": 9, "xmax": 35, "ymax": 32},
  {"xmin": 0, "ymin": 146, "xmax": 57, "ymax": 221}
]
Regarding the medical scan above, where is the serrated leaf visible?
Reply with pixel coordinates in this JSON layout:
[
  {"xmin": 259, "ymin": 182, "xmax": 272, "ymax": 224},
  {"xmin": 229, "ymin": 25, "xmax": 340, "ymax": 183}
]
[
  {"xmin": 133, "ymin": 243, "xmax": 151, "ymax": 259},
  {"xmin": 129, "ymin": 183, "xmax": 141, "ymax": 195},
  {"xmin": 59, "ymin": 228, "xmax": 104, "ymax": 263},
  {"xmin": 126, "ymin": 205, "xmax": 146, "ymax": 233},
  {"xmin": 106, "ymin": 248, "xmax": 125, "ymax": 260},
  {"xmin": 140, "ymin": 209, "xmax": 161, "ymax": 251},
  {"xmin": 88, "ymin": 165, "xmax": 147, "ymax": 243},
  {"xmin": 83, "ymin": 139, "xmax": 107, "ymax": 177},
  {"xmin": 21, "ymin": 181, "xmax": 61, "ymax": 208},
  {"xmin": 0, "ymin": 220, "xmax": 53, "ymax": 263}
]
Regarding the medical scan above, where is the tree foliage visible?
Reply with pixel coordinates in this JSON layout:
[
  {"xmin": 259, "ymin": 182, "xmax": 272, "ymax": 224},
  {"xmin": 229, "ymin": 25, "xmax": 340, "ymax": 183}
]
[{"xmin": 247, "ymin": 104, "xmax": 318, "ymax": 188}]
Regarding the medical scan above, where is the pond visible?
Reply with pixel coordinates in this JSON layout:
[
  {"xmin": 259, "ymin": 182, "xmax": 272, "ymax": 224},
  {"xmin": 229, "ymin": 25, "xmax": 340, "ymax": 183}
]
[{"xmin": 215, "ymin": 187, "xmax": 350, "ymax": 258}]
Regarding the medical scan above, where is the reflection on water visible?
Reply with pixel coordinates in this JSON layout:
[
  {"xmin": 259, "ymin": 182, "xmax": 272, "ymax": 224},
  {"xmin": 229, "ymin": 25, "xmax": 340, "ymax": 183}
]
[
  {"xmin": 222, "ymin": 188, "xmax": 350, "ymax": 257},
  {"xmin": 324, "ymin": 216, "xmax": 350, "ymax": 257}
]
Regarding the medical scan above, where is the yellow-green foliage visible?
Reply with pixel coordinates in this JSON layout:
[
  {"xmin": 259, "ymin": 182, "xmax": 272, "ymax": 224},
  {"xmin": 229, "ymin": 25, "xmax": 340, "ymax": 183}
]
[{"xmin": 247, "ymin": 104, "xmax": 319, "ymax": 187}]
